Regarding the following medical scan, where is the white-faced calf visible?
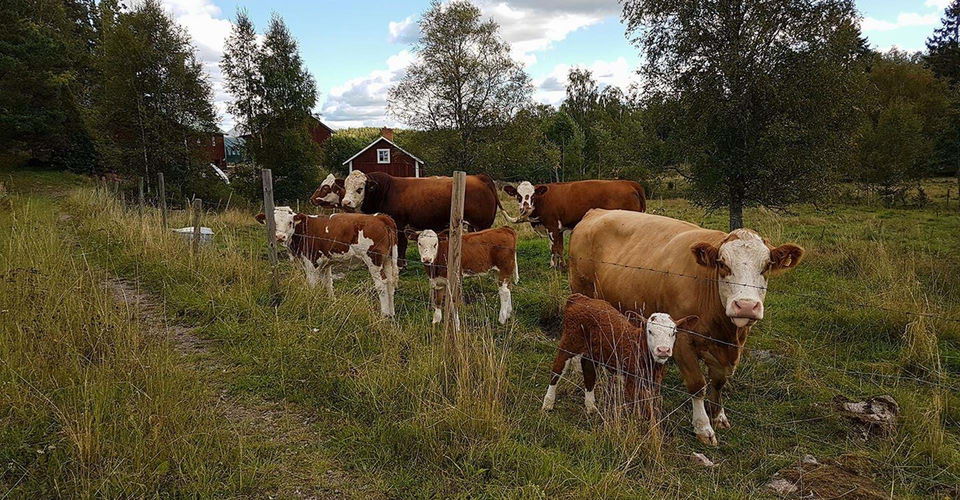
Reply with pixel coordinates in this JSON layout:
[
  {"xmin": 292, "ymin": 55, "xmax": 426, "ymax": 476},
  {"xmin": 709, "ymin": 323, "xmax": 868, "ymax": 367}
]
[
  {"xmin": 542, "ymin": 294, "xmax": 697, "ymax": 417},
  {"xmin": 408, "ymin": 226, "xmax": 518, "ymax": 325},
  {"xmin": 255, "ymin": 207, "xmax": 399, "ymax": 317}
]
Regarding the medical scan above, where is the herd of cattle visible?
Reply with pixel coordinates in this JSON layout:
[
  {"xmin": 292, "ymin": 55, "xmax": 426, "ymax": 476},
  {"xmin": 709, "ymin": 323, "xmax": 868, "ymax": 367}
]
[{"xmin": 254, "ymin": 170, "xmax": 804, "ymax": 446}]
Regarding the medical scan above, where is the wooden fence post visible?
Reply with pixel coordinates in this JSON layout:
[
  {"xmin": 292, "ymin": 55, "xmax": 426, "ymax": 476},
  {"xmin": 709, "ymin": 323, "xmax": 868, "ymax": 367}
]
[
  {"xmin": 191, "ymin": 198, "xmax": 202, "ymax": 255},
  {"xmin": 444, "ymin": 171, "xmax": 467, "ymax": 338},
  {"xmin": 158, "ymin": 172, "xmax": 167, "ymax": 229},
  {"xmin": 261, "ymin": 169, "xmax": 280, "ymax": 297},
  {"xmin": 137, "ymin": 177, "xmax": 145, "ymax": 217}
]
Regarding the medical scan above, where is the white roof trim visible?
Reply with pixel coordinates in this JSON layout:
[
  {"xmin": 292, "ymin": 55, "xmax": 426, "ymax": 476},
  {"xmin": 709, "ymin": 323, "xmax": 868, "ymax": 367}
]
[{"xmin": 341, "ymin": 136, "xmax": 425, "ymax": 165}]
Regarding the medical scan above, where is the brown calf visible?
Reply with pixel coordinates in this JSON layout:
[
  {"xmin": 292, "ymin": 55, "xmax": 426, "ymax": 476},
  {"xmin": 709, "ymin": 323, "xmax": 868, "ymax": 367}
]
[
  {"xmin": 255, "ymin": 207, "xmax": 399, "ymax": 317},
  {"xmin": 408, "ymin": 226, "xmax": 518, "ymax": 326},
  {"xmin": 542, "ymin": 294, "xmax": 697, "ymax": 418}
]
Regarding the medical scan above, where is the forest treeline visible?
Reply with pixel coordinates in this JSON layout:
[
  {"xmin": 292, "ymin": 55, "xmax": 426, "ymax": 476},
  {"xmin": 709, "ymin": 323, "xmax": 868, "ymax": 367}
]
[{"xmin": 3, "ymin": 0, "xmax": 959, "ymax": 227}]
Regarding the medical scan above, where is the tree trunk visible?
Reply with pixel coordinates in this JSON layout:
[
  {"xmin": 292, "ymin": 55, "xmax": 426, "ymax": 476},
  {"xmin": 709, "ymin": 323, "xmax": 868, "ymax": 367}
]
[{"xmin": 728, "ymin": 190, "xmax": 744, "ymax": 231}]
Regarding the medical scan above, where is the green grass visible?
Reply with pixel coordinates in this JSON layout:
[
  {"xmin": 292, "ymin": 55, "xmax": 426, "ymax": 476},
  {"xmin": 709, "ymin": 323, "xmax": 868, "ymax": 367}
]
[{"xmin": 3, "ymin": 168, "xmax": 959, "ymax": 497}]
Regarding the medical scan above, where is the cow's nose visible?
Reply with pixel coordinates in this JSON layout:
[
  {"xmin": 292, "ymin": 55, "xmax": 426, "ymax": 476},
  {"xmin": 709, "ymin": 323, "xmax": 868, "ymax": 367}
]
[
  {"xmin": 732, "ymin": 299, "xmax": 763, "ymax": 319},
  {"xmin": 655, "ymin": 346, "xmax": 672, "ymax": 357}
]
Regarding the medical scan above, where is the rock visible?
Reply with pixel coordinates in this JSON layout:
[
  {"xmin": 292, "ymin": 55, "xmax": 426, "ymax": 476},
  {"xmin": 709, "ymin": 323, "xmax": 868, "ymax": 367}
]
[
  {"xmin": 766, "ymin": 478, "xmax": 798, "ymax": 495},
  {"xmin": 690, "ymin": 452, "xmax": 716, "ymax": 467},
  {"xmin": 800, "ymin": 454, "xmax": 819, "ymax": 465},
  {"xmin": 833, "ymin": 395, "xmax": 899, "ymax": 439}
]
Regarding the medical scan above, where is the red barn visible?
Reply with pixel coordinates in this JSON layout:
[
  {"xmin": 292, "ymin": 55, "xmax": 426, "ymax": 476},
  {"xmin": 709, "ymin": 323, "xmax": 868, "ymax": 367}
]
[
  {"xmin": 343, "ymin": 127, "xmax": 423, "ymax": 178},
  {"xmin": 308, "ymin": 116, "xmax": 334, "ymax": 146},
  {"xmin": 191, "ymin": 132, "xmax": 226, "ymax": 167}
]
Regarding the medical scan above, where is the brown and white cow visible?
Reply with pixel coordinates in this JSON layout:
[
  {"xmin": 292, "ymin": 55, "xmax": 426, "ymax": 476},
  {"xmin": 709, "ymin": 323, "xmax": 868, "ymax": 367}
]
[
  {"xmin": 408, "ymin": 226, "xmax": 518, "ymax": 326},
  {"xmin": 568, "ymin": 209, "xmax": 803, "ymax": 445},
  {"xmin": 309, "ymin": 174, "xmax": 345, "ymax": 208},
  {"xmin": 502, "ymin": 180, "xmax": 646, "ymax": 267},
  {"xmin": 543, "ymin": 294, "xmax": 697, "ymax": 418},
  {"xmin": 341, "ymin": 171, "xmax": 513, "ymax": 267},
  {"xmin": 255, "ymin": 207, "xmax": 399, "ymax": 317}
]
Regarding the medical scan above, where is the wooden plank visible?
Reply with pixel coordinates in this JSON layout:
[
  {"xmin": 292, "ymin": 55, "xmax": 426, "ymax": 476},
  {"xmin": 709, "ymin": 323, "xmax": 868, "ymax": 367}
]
[
  {"xmin": 444, "ymin": 171, "xmax": 467, "ymax": 336},
  {"xmin": 158, "ymin": 172, "xmax": 168, "ymax": 229},
  {"xmin": 261, "ymin": 169, "xmax": 278, "ymax": 268},
  {"xmin": 191, "ymin": 198, "xmax": 202, "ymax": 255}
]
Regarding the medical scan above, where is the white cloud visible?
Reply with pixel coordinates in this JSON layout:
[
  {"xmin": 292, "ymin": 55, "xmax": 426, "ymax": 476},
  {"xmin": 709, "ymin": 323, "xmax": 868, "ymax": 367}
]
[
  {"xmin": 159, "ymin": 0, "xmax": 235, "ymax": 130},
  {"xmin": 533, "ymin": 57, "xmax": 638, "ymax": 105},
  {"xmin": 321, "ymin": 51, "xmax": 414, "ymax": 128},
  {"xmin": 861, "ymin": 12, "xmax": 938, "ymax": 32},
  {"xmin": 388, "ymin": 15, "xmax": 419, "ymax": 44},
  {"xmin": 925, "ymin": 0, "xmax": 952, "ymax": 10}
]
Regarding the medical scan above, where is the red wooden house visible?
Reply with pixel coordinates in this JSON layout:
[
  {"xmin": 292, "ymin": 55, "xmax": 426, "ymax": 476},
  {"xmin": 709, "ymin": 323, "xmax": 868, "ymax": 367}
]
[
  {"xmin": 198, "ymin": 132, "xmax": 226, "ymax": 167},
  {"xmin": 343, "ymin": 127, "xmax": 423, "ymax": 178},
  {"xmin": 308, "ymin": 116, "xmax": 334, "ymax": 145}
]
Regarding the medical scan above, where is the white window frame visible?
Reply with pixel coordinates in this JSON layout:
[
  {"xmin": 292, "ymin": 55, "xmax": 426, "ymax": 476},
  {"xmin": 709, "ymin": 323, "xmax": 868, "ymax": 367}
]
[{"xmin": 376, "ymin": 148, "xmax": 390, "ymax": 164}]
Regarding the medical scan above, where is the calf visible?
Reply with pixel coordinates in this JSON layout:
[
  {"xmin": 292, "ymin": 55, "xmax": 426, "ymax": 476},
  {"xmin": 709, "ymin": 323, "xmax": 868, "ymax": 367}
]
[
  {"xmin": 255, "ymin": 207, "xmax": 399, "ymax": 317},
  {"xmin": 409, "ymin": 227, "xmax": 518, "ymax": 325},
  {"xmin": 309, "ymin": 174, "xmax": 346, "ymax": 208},
  {"xmin": 542, "ymin": 294, "xmax": 697, "ymax": 418}
]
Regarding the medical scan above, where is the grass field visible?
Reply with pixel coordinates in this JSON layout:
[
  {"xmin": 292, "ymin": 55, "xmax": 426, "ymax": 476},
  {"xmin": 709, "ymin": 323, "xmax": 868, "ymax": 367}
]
[{"xmin": 2, "ymin": 168, "xmax": 959, "ymax": 497}]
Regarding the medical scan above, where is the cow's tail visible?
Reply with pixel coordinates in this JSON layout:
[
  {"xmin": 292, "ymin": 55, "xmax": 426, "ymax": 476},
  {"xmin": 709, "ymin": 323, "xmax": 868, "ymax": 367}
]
[{"xmin": 477, "ymin": 173, "xmax": 521, "ymax": 223}]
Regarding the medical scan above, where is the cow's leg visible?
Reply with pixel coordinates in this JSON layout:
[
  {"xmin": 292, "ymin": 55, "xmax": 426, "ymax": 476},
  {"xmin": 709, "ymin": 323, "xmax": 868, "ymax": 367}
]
[
  {"xmin": 361, "ymin": 255, "xmax": 392, "ymax": 317},
  {"xmin": 395, "ymin": 230, "xmax": 409, "ymax": 270},
  {"xmin": 513, "ymin": 251, "xmax": 520, "ymax": 284},
  {"xmin": 321, "ymin": 265, "xmax": 335, "ymax": 298},
  {"xmin": 548, "ymin": 229, "xmax": 565, "ymax": 268},
  {"xmin": 429, "ymin": 278, "xmax": 444, "ymax": 324},
  {"xmin": 675, "ymin": 346, "xmax": 716, "ymax": 445},
  {"xmin": 581, "ymin": 357, "xmax": 598, "ymax": 414},
  {"xmin": 543, "ymin": 349, "xmax": 575, "ymax": 411},
  {"xmin": 497, "ymin": 279, "xmax": 512, "ymax": 324},
  {"xmin": 301, "ymin": 256, "xmax": 320, "ymax": 288},
  {"xmin": 384, "ymin": 245, "xmax": 399, "ymax": 315},
  {"xmin": 706, "ymin": 364, "xmax": 732, "ymax": 430}
]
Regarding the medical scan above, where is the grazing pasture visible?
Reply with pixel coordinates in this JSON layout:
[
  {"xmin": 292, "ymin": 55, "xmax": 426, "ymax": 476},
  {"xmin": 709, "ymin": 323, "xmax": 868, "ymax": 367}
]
[{"xmin": 2, "ymin": 170, "xmax": 960, "ymax": 497}]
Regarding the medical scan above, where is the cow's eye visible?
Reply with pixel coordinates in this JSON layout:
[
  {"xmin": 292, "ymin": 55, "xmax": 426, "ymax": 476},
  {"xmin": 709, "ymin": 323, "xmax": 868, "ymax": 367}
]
[
  {"xmin": 717, "ymin": 261, "xmax": 731, "ymax": 274},
  {"xmin": 356, "ymin": 188, "xmax": 362, "ymax": 193}
]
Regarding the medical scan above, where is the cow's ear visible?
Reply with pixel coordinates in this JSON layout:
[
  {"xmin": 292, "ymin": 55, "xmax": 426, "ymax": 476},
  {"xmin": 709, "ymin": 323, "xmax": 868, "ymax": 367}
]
[
  {"xmin": 674, "ymin": 315, "xmax": 699, "ymax": 330},
  {"xmin": 404, "ymin": 228, "xmax": 420, "ymax": 241},
  {"xmin": 625, "ymin": 311, "xmax": 646, "ymax": 328},
  {"xmin": 437, "ymin": 229, "xmax": 451, "ymax": 240},
  {"xmin": 366, "ymin": 179, "xmax": 378, "ymax": 193},
  {"xmin": 769, "ymin": 243, "xmax": 804, "ymax": 272},
  {"xmin": 502, "ymin": 185, "xmax": 518, "ymax": 197},
  {"xmin": 534, "ymin": 185, "xmax": 548, "ymax": 195},
  {"xmin": 691, "ymin": 242, "xmax": 719, "ymax": 268},
  {"xmin": 255, "ymin": 213, "xmax": 266, "ymax": 224},
  {"xmin": 293, "ymin": 213, "xmax": 307, "ymax": 225}
]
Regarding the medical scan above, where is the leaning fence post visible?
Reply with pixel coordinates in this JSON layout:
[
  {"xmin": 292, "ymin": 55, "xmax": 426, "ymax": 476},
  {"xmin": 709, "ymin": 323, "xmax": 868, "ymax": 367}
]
[
  {"xmin": 444, "ymin": 171, "xmax": 467, "ymax": 352},
  {"xmin": 261, "ymin": 169, "xmax": 280, "ymax": 297},
  {"xmin": 158, "ymin": 172, "xmax": 168, "ymax": 229},
  {"xmin": 137, "ymin": 177, "xmax": 145, "ymax": 217},
  {"xmin": 191, "ymin": 198, "xmax": 202, "ymax": 255}
]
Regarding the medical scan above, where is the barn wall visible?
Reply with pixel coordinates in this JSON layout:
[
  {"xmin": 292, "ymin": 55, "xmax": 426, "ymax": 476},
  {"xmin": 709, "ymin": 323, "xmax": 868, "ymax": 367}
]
[
  {"xmin": 309, "ymin": 121, "xmax": 332, "ymax": 146},
  {"xmin": 351, "ymin": 138, "xmax": 418, "ymax": 177}
]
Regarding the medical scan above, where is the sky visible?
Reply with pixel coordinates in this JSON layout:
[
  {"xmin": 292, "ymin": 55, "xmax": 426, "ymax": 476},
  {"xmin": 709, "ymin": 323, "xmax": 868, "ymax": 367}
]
[{"xmin": 155, "ymin": 0, "xmax": 957, "ymax": 132}]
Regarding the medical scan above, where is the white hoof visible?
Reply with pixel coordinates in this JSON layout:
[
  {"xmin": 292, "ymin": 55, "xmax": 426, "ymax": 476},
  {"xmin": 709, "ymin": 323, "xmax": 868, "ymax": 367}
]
[{"xmin": 712, "ymin": 410, "xmax": 731, "ymax": 430}]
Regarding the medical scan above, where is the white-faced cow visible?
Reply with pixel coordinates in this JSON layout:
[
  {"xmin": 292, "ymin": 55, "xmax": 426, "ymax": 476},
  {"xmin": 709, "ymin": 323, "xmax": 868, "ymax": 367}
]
[
  {"xmin": 309, "ymin": 174, "xmax": 346, "ymax": 208},
  {"xmin": 255, "ymin": 207, "xmax": 399, "ymax": 317},
  {"xmin": 568, "ymin": 210, "xmax": 803, "ymax": 445},
  {"xmin": 408, "ymin": 226, "xmax": 518, "ymax": 326},
  {"xmin": 340, "ymin": 171, "xmax": 512, "ymax": 267},
  {"xmin": 502, "ymin": 180, "xmax": 646, "ymax": 267},
  {"xmin": 542, "ymin": 294, "xmax": 697, "ymax": 418}
]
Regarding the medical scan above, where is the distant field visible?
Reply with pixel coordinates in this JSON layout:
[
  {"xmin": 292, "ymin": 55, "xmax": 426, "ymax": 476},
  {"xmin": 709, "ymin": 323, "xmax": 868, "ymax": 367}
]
[{"xmin": 2, "ymin": 169, "xmax": 959, "ymax": 497}]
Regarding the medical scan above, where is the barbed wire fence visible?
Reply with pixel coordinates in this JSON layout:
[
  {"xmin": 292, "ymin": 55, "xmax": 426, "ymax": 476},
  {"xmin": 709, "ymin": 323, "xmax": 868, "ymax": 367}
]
[{"xmin": 102, "ymin": 169, "xmax": 960, "ymax": 493}]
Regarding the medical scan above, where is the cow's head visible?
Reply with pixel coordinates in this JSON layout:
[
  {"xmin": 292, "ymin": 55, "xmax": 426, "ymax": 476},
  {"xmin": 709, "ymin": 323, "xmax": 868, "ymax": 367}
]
[
  {"xmin": 407, "ymin": 229, "xmax": 449, "ymax": 265},
  {"xmin": 255, "ymin": 206, "xmax": 305, "ymax": 245},
  {"xmin": 631, "ymin": 313, "xmax": 698, "ymax": 363},
  {"xmin": 503, "ymin": 181, "xmax": 547, "ymax": 217},
  {"xmin": 691, "ymin": 229, "xmax": 804, "ymax": 328},
  {"xmin": 310, "ymin": 174, "xmax": 344, "ymax": 207},
  {"xmin": 341, "ymin": 171, "xmax": 370, "ymax": 210}
]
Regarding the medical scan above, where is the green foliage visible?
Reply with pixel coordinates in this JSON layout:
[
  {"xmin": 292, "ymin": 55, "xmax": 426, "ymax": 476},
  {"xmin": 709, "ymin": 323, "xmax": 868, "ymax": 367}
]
[
  {"xmin": 541, "ymin": 110, "xmax": 583, "ymax": 182},
  {"xmin": 624, "ymin": 0, "xmax": 867, "ymax": 230},
  {"xmin": 87, "ymin": 0, "xmax": 217, "ymax": 193},
  {"xmin": 388, "ymin": 0, "xmax": 532, "ymax": 172},
  {"xmin": 321, "ymin": 128, "xmax": 381, "ymax": 175},
  {"xmin": 856, "ymin": 50, "xmax": 953, "ymax": 202},
  {"xmin": 0, "ymin": 0, "xmax": 99, "ymax": 172},
  {"xmin": 926, "ymin": 0, "xmax": 960, "ymax": 85},
  {"xmin": 222, "ymin": 12, "xmax": 320, "ymax": 203}
]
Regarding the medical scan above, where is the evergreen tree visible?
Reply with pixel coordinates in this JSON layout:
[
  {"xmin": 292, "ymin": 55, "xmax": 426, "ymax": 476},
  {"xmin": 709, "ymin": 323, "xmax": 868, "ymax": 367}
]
[
  {"xmin": 926, "ymin": 0, "xmax": 960, "ymax": 85},
  {"xmin": 221, "ymin": 10, "xmax": 262, "ymax": 139}
]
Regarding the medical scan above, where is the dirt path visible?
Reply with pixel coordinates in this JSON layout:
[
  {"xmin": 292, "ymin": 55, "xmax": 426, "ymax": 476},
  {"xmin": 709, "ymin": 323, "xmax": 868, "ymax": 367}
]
[{"xmin": 103, "ymin": 278, "xmax": 383, "ymax": 499}]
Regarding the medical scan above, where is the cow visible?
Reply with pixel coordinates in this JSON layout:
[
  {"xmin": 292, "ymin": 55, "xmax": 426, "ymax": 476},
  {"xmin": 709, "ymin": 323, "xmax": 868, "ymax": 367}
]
[
  {"xmin": 408, "ymin": 226, "xmax": 518, "ymax": 326},
  {"xmin": 502, "ymin": 180, "xmax": 646, "ymax": 268},
  {"xmin": 309, "ymin": 173, "xmax": 346, "ymax": 208},
  {"xmin": 340, "ymin": 171, "xmax": 512, "ymax": 267},
  {"xmin": 568, "ymin": 209, "xmax": 804, "ymax": 445},
  {"xmin": 255, "ymin": 207, "xmax": 399, "ymax": 317},
  {"xmin": 542, "ymin": 294, "xmax": 698, "ymax": 418}
]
